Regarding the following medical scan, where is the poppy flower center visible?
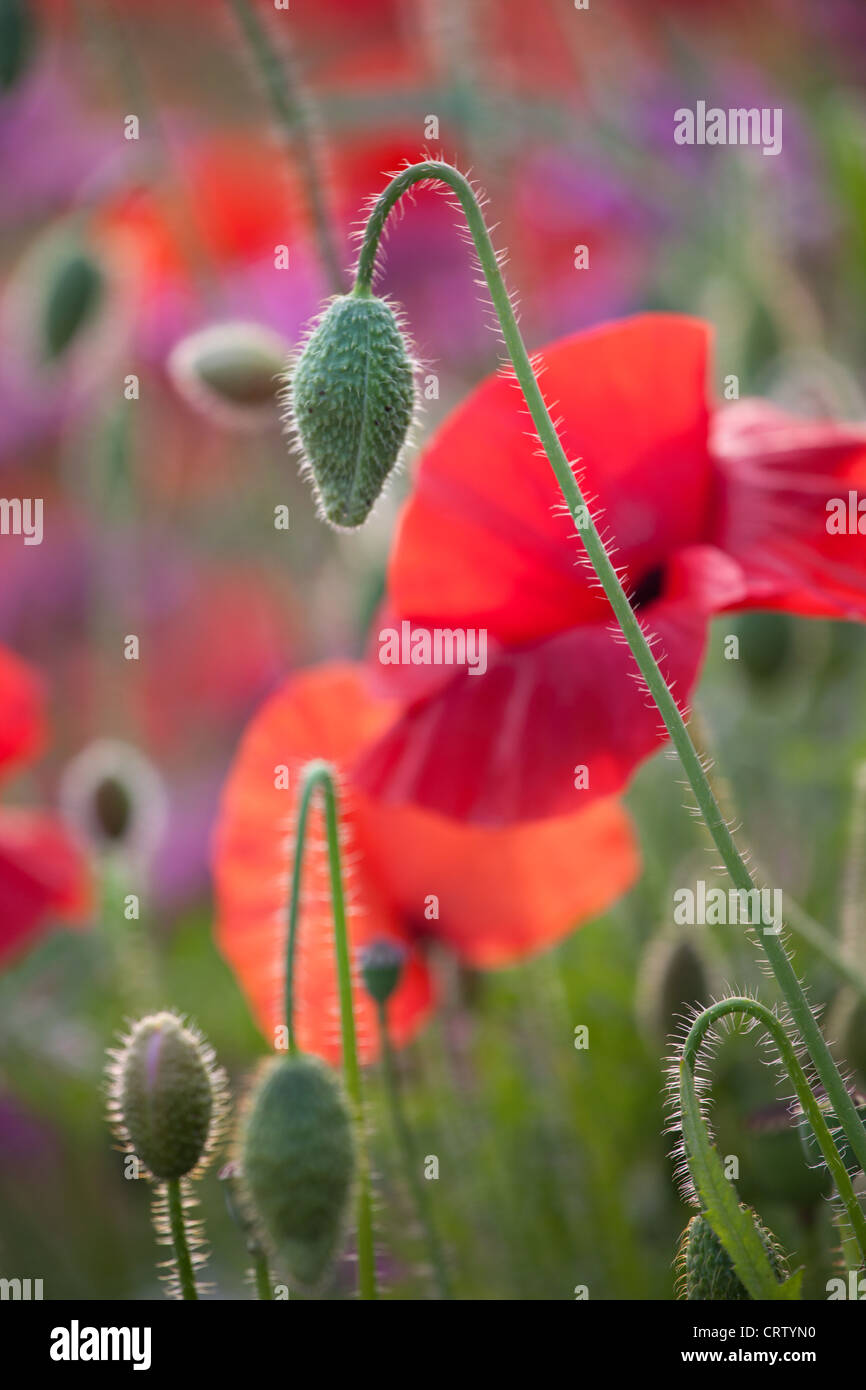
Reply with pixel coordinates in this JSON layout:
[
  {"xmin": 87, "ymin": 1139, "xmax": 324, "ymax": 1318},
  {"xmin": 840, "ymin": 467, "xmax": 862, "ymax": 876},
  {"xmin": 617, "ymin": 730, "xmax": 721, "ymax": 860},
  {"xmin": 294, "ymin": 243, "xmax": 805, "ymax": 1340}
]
[{"xmin": 629, "ymin": 564, "xmax": 667, "ymax": 612}]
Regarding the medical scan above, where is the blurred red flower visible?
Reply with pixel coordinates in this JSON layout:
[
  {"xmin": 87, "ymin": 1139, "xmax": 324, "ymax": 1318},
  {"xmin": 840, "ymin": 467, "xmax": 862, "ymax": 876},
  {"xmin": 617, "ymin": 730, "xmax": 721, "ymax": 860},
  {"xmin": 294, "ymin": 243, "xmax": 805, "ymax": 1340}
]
[
  {"xmin": 213, "ymin": 663, "xmax": 638, "ymax": 1062},
  {"xmin": 0, "ymin": 647, "xmax": 90, "ymax": 963},
  {"xmin": 357, "ymin": 315, "xmax": 866, "ymax": 824}
]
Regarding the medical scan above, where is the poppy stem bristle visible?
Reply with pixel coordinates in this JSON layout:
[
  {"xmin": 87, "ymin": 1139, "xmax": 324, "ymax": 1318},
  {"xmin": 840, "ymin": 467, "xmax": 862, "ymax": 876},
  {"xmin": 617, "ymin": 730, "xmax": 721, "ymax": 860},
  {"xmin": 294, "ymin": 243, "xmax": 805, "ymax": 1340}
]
[
  {"xmin": 375, "ymin": 1001, "xmax": 453, "ymax": 1300},
  {"xmin": 166, "ymin": 1177, "xmax": 198, "ymax": 1301},
  {"xmin": 355, "ymin": 158, "xmax": 866, "ymax": 1187},
  {"xmin": 285, "ymin": 760, "xmax": 378, "ymax": 1300},
  {"xmin": 674, "ymin": 997, "xmax": 866, "ymax": 1278},
  {"xmin": 224, "ymin": 0, "xmax": 346, "ymax": 296}
]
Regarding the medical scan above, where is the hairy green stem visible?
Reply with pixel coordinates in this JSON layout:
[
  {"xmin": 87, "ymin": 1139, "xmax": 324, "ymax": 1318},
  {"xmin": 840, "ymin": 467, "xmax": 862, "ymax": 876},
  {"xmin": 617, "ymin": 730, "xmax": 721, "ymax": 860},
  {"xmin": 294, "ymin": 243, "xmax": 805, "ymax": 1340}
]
[
  {"xmin": 690, "ymin": 705, "xmax": 866, "ymax": 999},
  {"xmin": 683, "ymin": 998, "xmax": 866, "ymax": 1265},
  {"xmin": 354, "ymin": 159, "xmax": 866, "ymax": 1180},
  {"xmin": 284, "ymin": 760, "xmax": 377, "ymax": 1300},
  {"xmin": 166, "ymin": 1178, "xmax": 198, "ymax": 1301},
  {"xmin": 375, "ymin": 1002, "xmax": 453, "ymax": 1299},
  {"xmin": 226, "ymin": 0, "xmax": 345, "ymax": 295}
]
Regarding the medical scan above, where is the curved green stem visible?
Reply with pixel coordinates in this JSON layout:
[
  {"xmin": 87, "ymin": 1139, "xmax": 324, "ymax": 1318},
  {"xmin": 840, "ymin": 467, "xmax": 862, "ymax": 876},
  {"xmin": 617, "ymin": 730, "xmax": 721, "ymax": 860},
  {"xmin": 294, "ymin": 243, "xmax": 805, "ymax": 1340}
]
[
  {"xmin": 354, "ymin": 159, "xmax": 866, "ymax": 1181},
  {"xmin": 226, "ymin": 0, "xmax": 346, "ymax": 295},
  {"xmin": 166, "ymin": 1178, "xmax": 198, "ymax": 1301},
  {"xmin": 375, "ymin": 1003, "xmax": 453, "ymax": 1299},
  {"xmin": 682, "ymin": 999, "xmax": 866, "ymax": 1271},
  {"xmin": 284, "ymin": 760, "xmax": 377, "ymax": 1300}
]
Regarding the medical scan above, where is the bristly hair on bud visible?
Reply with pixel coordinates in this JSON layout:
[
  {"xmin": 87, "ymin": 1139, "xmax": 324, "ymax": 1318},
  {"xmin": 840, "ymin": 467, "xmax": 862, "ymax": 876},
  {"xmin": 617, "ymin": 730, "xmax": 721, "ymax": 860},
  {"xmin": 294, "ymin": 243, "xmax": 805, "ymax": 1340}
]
[
  {"xmin": 676, "ymin": 1209, "xmax": 789, "ymax": 1300},
  {"xmin": 283, "ymin": 289, "xmax": 416, "ymax": 529},
  {"xmin": 167, "ymin": 321, "xmax": 290, "ymax": 431},
  {"xmin": 107, "ymin": 1011, "xmax": 229, "ymax": 1183},
  {"xmin": 237, "ymin": 1053, "xmax": 355, "ymax": 1293}
]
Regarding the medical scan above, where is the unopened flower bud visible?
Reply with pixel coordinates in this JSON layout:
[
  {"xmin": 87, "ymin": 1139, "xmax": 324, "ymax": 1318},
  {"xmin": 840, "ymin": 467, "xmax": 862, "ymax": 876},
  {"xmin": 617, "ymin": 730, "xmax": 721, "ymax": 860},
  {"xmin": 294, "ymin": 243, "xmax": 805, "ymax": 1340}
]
[
  {"xmin": 239, "ymin": 1054, "xmax": 355, "ymax": 1291},
  {"xmin": 108, "ymin": 1012, "xmax": 227, "ymax": 1181},
  {"xmin": 287, "ymin": 291, "xmax": 415, "ymax": 528},
  {"xmin": 168, "ymin": 322, "xmax": 289, "ymax": 430},
  {"xmin": 636, "ymin": 931, "xmax": 710, "ymax": 1045},
  {"xmin": 678, "ymin": 1209, "xmax": 788, "ymax": 1300},
  {"xmin": 40, "ymin": 244, "xmax": 104, "ymax": 363},
  {"xmin": 359, "ymin": 938, "xmax": 406, "ymax": 1006},
  {"xmin": 0, "ymin": 0, "xmax": 35, "ymax": 93}
]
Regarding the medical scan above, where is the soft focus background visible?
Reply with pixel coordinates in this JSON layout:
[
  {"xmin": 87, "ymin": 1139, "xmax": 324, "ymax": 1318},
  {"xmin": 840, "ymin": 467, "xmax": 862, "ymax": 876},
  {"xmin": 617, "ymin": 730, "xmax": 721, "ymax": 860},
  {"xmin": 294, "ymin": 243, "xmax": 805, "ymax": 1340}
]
[{"xmin": 2, "ymin": 0, "xmax": 866, "ymax": 1300}]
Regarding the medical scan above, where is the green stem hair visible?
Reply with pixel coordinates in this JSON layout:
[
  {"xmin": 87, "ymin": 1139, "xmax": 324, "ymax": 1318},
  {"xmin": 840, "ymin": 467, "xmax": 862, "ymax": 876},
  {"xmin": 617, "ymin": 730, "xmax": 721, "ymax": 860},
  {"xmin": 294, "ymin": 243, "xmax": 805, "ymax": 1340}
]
[
  {"xmin": 284, "ymin": 760, "xmax": 377, "ymax": 1300},
  {"xmin": 225, "ymin": 0, "xmax": 345, "ymax": 295},
  {"xmin": 166, "ymin": 1178, "xmax": 198, "ymax": 1301},
  {"xmin": 677, "ymin": 997, "xmax": 866, "ymax": 1286},
  {"xmin": 354, "ymin": 159, "xmax": 866, "ymax": 1183}
]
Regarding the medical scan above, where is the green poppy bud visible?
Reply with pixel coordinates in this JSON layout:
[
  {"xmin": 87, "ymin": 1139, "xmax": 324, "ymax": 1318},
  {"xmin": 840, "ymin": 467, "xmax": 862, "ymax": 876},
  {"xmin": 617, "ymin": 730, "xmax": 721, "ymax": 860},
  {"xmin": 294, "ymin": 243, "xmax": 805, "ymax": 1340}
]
[
  {"xmin": 287, "ymin": 291, "xmax": 415, "ymax": 528},
  {"xmin": 239, "ymin": 1054, "xmax": 355, "ymax": 1291},
  {"xmin": 678, "ymin": 1209, "xmax": 788, "ymax": 1300},
  {"xmin": 636, "ymin": 931, "xmax": 710, "ymax": 1045},
  {"xmin": 41, "ymin": 246, "xmax": 104, "ymax": 363},
  {"xmin": 359, "ymin": 938, "xmax": 406, "ymax": 1006},
  {"xmin": 107, "ymin": 1012, "xmax": 227, "ymax": 1181},
  {"xmin": 168, "ymin": 321, "xmax": 289, "ymax": 430},
  {"xmin": 0, "ymin": 0, "xmax": 35, "ymax": 94}
]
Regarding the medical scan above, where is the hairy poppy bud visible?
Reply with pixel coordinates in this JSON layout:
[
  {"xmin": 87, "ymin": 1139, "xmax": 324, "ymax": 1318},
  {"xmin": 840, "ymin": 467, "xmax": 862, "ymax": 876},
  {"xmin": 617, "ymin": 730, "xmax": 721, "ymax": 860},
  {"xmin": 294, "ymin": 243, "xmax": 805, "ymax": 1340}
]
[
  {"xmin": 287, "ymin": 291, "xmax": 415, "ymax": 528},
  {"xmin": 636, "ymin": 931, "xmax": 710, "ymax": 1045},
  {"xmin": 678, "ymin": 1209, "xmax": 788, "ymax": 1300},
  {"xmin": 168, "ymin": 322, "xmax": 289, "ymax": 430},
  {"xmin": 239, "ymin": 1054, "xmax": 355, "ymax": 1291},
  {"xmin": 108, "ymin": 1012, "xmax": 227, "ymax": 1181},
  {"xmin": 359, "ymin": 938, "xmax": 406, "ymax": 1006}
]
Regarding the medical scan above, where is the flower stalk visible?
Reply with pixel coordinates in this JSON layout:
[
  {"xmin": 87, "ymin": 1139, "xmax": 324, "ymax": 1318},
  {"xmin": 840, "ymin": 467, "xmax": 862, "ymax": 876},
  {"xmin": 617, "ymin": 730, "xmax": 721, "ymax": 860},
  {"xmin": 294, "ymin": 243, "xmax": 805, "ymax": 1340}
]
[
  {"xmin": 284, "ymin": 760, "xmax": 377, "ymax": 1299},
  {"xmin": 677, "ymin": 997, "xmax": 866, "ymax": 1280},
  {"xmin": 374, "ymin": 1000, "xmax": 453, "ymax": 1300},
  {"xmin": 353, "ymin": 159, "xmax": 866, "ymax": 1184}
]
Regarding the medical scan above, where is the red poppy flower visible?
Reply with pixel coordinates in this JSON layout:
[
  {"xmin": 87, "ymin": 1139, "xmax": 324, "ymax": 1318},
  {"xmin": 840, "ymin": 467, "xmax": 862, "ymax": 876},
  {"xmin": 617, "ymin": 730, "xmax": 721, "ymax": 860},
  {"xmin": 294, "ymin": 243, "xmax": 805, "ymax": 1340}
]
[
  {"xmin": 0, "ymin": 646, "xmax": 90, "ymax": 963},
  {"xmin": 213, "ymin": 663, "xmax": 638, "ymax": 1063},
  {"xmin": 356, "ymin": 315, "xmax": 866, "ymax": 824}
]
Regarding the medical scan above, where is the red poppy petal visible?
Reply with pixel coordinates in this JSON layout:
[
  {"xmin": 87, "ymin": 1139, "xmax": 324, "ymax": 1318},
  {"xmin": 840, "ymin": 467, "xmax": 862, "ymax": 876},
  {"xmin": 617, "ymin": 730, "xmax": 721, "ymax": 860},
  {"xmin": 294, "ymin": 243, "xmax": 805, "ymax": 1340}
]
[
  {"xmin": 356, "ymin": 794, "xmax": 640, "ymax": 968},
  {"xmin": 358, "ymin": 546, "xmax": 742, "ymax": 823},
  {"xmin": 388, "ymin": 314, "xmax": 713, "ymax": 646},
  {"xmin": 712, "ymin": 399, "xmax": 866, "ymax": 619},
  {"xmin": 213, "ymin": 665, "xmax": 435, "ymax": 1064},
  {"xmin": 0, "ymin": 646, "xmax": 45, "ymax": 779},
  {"xmin": 0, "ymin": 811, "xmax": 90, "ymax": 964}
]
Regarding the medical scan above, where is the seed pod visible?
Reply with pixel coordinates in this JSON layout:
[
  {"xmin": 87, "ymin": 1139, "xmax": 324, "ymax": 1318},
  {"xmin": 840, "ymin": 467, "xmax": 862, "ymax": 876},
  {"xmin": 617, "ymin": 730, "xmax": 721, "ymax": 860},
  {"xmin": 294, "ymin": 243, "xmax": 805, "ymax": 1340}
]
[
  {"xmin": 168, "ymin": 322, "xmax": 289, "ymax": 430},
  {"xmin": 60, "ymin": 739, "xmax": 167, "ymax": 862},
  {"xmin": 359, "ymin": 938, "xmax": 406, "ymax": 1006},
  {"xmin": 287, "ymin": 291, "xmax": 415, "ymax": 528},
  {"xmin": 678, "ymin": 1209, "xmax": 788, "ymax": 1300},
  {"xmin": 107, "ymin": 1012, "xmax": 227, "ymax": 1181},
  {"xmin": 239, "ymin": 1054, "xmax": 355, "ymax": 1291}
]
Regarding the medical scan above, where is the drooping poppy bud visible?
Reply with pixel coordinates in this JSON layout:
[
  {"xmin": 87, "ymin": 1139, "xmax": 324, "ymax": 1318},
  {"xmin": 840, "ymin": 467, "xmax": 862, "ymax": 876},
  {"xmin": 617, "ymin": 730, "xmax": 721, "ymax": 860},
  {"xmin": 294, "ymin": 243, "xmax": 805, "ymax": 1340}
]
[
  {"xmin": 239, "ymin": 1054, "xmax": 355, "ymax": 1291},
  {"xmin": 677, "ymin": 1209, "xmax": 788, "ymax": 1300},
  {"xmin": 168, "ymin": 322, "xmax": 290, "ymax": 430},
  {"xmin": 636, "ymin": 931, "xmax": 711, "ymax": 1045},
  {"xmin": 286, "ymin": 291, "xmax": 415, "ymax": 528},
  {"xmin": 359, "ymin": 938, "xmax": 406, "ymax": 1007},
  {"xmin": 107, "ymin": 1012, "xmax": 228, "ymax": 1181}
]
